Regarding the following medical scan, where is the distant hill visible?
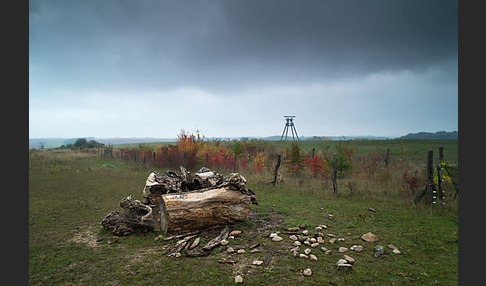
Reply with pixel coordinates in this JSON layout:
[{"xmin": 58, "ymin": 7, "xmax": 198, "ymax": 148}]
[{"xmin": 399, "ymin": 131, "xmax": 458, "ymax": 140}]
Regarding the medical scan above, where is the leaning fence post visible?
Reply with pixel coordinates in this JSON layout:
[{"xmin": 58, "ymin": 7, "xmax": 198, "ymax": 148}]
[
  {"xmin": 272, "ymin": 154, "xmax": 281, "ymax": 187},
  {"xmin": 384, "ymin": 148, "xmax": 390, "ymax": 167}
]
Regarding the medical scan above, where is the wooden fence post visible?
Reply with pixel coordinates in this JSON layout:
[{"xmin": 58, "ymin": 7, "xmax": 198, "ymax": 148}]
[
  {"xmin": 414, "ymin": 150, "xmax": 438, "ymax": 204},
  {"xmin": 272, "ymin": 154, "xmax": 281, "ymax": 187},
  {"xmin": 233, "ymin": 154, "xmax": 237, "ymax": 173},
  {"xmin": 384, "ymin": 148, "xmax": 390, "ymax": 167},
  {"xmin": 332, "ymin": 154, "xmax": 338, "ymax": 194},
  {"xmin": 153, "ymin": 152, "xmax": 156, "ymax": 167}
]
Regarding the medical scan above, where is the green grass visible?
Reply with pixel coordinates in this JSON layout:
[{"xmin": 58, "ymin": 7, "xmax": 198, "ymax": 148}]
[{"xmin": 29, "ymin": 146, "xmax": 458, "ymax": 285}]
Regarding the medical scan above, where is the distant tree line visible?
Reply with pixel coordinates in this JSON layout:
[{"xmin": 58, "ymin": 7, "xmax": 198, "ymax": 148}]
[{"xmin": 60, "ymin": 138, "xmax": 105, "ymax": 149}]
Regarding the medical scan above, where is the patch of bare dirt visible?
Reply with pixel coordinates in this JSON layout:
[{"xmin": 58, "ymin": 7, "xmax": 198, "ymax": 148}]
[{"xmin": 69, "ymin": 226, "xmax": 99, "ymax": 248}]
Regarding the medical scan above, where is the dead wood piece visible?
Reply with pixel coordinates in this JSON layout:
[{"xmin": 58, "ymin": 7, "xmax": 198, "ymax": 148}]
[
  {"xmin": 202, "ymin": 227, "xmax": 230, "ymax": 251},
  {"xmin": 101, "ymin": 196, "xmax": 155, "ymax": 236},
  {"xmin": 167, "ymin": 234, "xmax": 198, "ymax": 256}
]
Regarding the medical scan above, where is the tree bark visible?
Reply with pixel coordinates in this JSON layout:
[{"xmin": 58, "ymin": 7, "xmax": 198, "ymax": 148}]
[{"xmin": 102, "ymin": 167, "xmax": 258, "ymax": 236}]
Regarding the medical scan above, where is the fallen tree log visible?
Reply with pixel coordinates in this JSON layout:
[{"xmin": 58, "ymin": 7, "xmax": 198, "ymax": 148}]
[{"xmin": 102, "ymin": 167, "xmax": 258, "ymax": 236}]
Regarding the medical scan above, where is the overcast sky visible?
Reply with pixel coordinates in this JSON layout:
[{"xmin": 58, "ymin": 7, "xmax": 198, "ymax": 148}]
[{"xmin": 29, "ymin": 0, "xmax": 458, "ymax": 139}]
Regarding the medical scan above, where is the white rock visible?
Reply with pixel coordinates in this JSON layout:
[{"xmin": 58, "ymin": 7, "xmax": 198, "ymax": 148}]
[
  {"xmin": 350, "ymin": 245, "xmax": 363, "ymax": 252},
  {"xmin": 303, "ymin": 268, "xmax": 312, "ymax": 276},
  {"xmin": 237, "ymin": 249, "xmax": 246, "ymax": 254},
  {"xmin": 229, "ymin": 230, "xmax": 242, "ymax": 236},
  {"xmin": 317, "ymin": 237, "xmax": 325, "ymax": 244},
  {"xmin": 337, "ymin": 263, "xmax": 353, "ymax": 271},
  {"xmin": 338, "ymin": 238, "xmax": 345, "ymax": 242},
  {"xmin": 309, "ymin": 254, "xmax": 318, "ymax": 261},
  {"xmin": 329, "ymin": 238, "xmax": 336, "ymax": 244},
  {"xmin": 227, "ymin": 247, "xmax": 235, "ymax": 253},
  {"xmin": 253, "ymin": 260, "xmax": 264, "ymax": 266},
  {"xmin": 292, "ymin": 250, "xmax": 299, "ymax": 257},
  {"xmin": 303, "ymin": 240, "xmax": 311, "ymax": 246},
  {"xmin": 336, "ymin": 259, "xmax": 348, "ymax": 265},
  {"xmin": 338, "ymin": 247, "xmax": 348, "ymax": 253},
  {"xmin": 269, "ymin": 233, "xmax": 278, "ymax": 238},
  {"xmin": 302, "ymin": 230, "xmax": 309, "ymax": 235},
  {"xmin": 311, "ymin": 243, "xmax": 320, "ymax": 248},
  {"xmin": 304, "ymin": 248, "xmax": 312, "ymax": 255},
  {"xmin": 343, "ymin": 255, "xmax": 355, "ymax": 264},
  {"xmin": 272, "ymin": 236, "xmax": 283, "ymax": 242},
  {"xmin": 289, "ymin": 235, "xmax": 298, "ymax": 241},
  {"xmin": 320, "ymin": 247, "xmax": 328, "ymax": 252},
  {"xmin": 293, "ymin": 241, "xmax": 302, "ymax": 247},
  {"xmin": 315, "ymin": 226, "xmax": 323, "ymax": 231},
  {"xmin": 220, "ymin": 239, "xmax": 229, "ymax": 246},
  {"xmin": 309, "ymin": 238, "xmax": 317, "ymax": 243},
  {"xmin": 393, "ymin": 248, "xmax": 401, "ymax": 254},
  {"xmin": 299, "ymin": 254, "xmax": 309, "ymax": 259},
  {"xmin": 235, "ymin": 275, "xmax": 243, "ymax": 283}
]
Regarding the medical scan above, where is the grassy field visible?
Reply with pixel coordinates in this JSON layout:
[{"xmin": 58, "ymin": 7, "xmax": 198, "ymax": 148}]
[{"xmin": 29, "ymin": 141, "xmax": 458, "ymax": 285}]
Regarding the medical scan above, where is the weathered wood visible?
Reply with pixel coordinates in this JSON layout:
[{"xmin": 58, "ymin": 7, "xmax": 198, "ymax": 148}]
[
  {"xmin": 202, "ymin": 227, "xmax": 230, "ymax": 251},
  {"xmin": 414, "ymin": 150, "xmax": 438, "ymax": 204},
  {"xmin": 332, "ymin": 154, "xmax": 338, "ymax": 194},
  {"xmin": 384, "ymin": 148, "xmax": 390, "ymax": 167},
  {"xmin": 167, "ymin": 234, "xmax": 198, "ymax": 256},
  {"xmin": 102, "ymin": 167, "xmax": 257, "ymax": 236},
  {"xmin": 271, "ymin": 154, "xmax": 282, "ymax": 187}
]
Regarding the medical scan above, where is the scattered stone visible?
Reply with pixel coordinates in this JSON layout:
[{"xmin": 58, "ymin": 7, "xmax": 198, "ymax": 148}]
[
  {"xmin": 292, "ymin": 250, "xmax": 299, "ymax": 257},
  {"xmin": 338, "ymin": 247, "xmax": 348, "ymax": 253},
  {"xmin": 299, "ymin": 254, "xmax": 309, "ymax": 259},
  {"xmin": 320, "ymin": 224, "xmax": 329, "ymax": 229},
  {"xmin": 304, "ymin": 248, "xmax": 312, "ymax": 255},
  {"xmin": 369, "ymin": 207, "xmax": 376, "ymax": 212},
  {"xmin": 228, "ymin": 236, "xmax": 235, "ymax": 240},
  {"xmin": 287, "ymin": 226, "xmax": 300, "ymax": 232},
  {"xmin": 227, "ymin": 247, "xmax": 235, "ymax": 253},
  {"xmin": 250, "ymin": 249, "xmax": 261, "ymax": 253},
  {"xmin": 253, "ymin": 260, "xmax": 264, "ymax": 266},
  {"xmin": 237, "ymin": 249, "xmax": 246, "ymax": 254},
  {"xmin": 315, "ymin": 226, "xmax": 323, "ymax": 231},
  {"xmin": 309, "ymin": 238, "xmax": 317, "ymax": 243},
  {"xmin": 327, "ymin": 233, "xmax": 335, "ymax": 238},
  {"xmin": 299, "ymin": 224, "xmax": 307, "ymax": 229},
  {"xmin": 174, "ymin": 252, "xmax": 182, "ymax": 258},
  {"xmin": 327, "ymin": 214, "xmax": 334, "ymax": 220},
  {"xmin": 320, "ymin": 247, "xmax": 328, "ymax": 252},
  {"xmin": 272, "ymin": 235, "xmax": 283, "ymax": 242},
  {"xmin": 309, "ymin": 254, "xmax": 318, "ymax": 261},
  {"xmin": 293, "ymin": 241, "xmax": 302, "ymax": 247},
  {"xmin": 337, "ymin": 238, "xmax": 345, "ymax": 242},
  {"xmin": 229, "ymin": 230, "xmax": 242, "ymax": 237},
  {"xmin": 337, "ymin": 263, "xmax": 353, "ymax": 271},
  {"xmin": 317, "ymin": 237, "xmax": 325, "ymax": 244},
  {"xmin": 343, "ymin": 255, "xmax": 355, "ymax": 264},
  {"xmin": 311, "ymin": 243, "xmax": 320, "ymax": 248},
  {"xmin": 388, "ymin": 244, "xmax": 401, "ymax": 254},
  {"xmin": 250, "ymin": 243, "xmax": 261, "ymax": 249},
  {"xmin": 303, "ymin": 240, "xmax": 311, "ymax": 246},
  {"xmin": 296, "ymin": 235, "xmax": 307, "ymax": 241},
  {"xmin": 154, "ymin": 234, "xmax": 163, "ymax": 241},
  {"xmin": 234, "ymin": 275, "xmax": 243, "ymax": 283},
  {"xmin": 374, "ymin": 245, "xmax": 384, "ymax": 257},
  {"xmin": 336, "ymin": 259, "xmax": 348, "ymax": 265},
  {"xmin": 302, "ymin": 230, "xmax": 309, "ymax": 235},
  {"xmin": 325, "ymin": 250, "xmax": 333, "ymax": 255},
  {"xmin": 289, "ymin": 235, "xmax": 298, "ymax": 241},
  {"xmin": 269, "ymin": 233, "xmax": 278, "ymax": 238},
  {"xmin": 221, "ymin": 239, "xmax": 229, "ymax": 246},
  {"xmin": 350, "ymin": 245, "xmax": 363, "ymax": 252},
  {"xmin": 329, "ymin": 238, "xmax": 336, "ymax": 244},
  {"xmin": 303, "ymin": 268, "xmax": 312, "ymax": 276},
  {"xmin": 361, "ymin": 232, "xmax": 378, "ymax": 242}
]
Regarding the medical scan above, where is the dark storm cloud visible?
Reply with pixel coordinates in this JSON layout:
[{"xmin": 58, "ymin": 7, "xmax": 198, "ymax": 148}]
[{"xmin": 29, "ymin": 0, "xmax": 457, "ymax": 91}]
